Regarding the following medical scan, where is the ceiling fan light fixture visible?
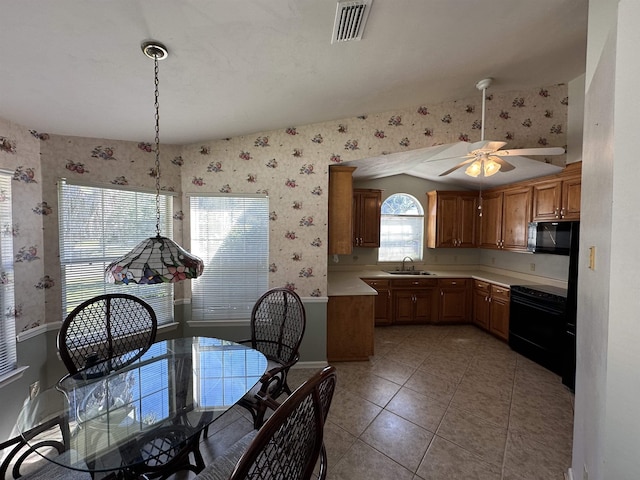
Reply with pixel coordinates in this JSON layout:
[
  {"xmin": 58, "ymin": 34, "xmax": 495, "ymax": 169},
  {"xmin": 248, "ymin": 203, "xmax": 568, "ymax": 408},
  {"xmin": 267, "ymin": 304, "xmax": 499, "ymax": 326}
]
[
  {"xmin": 105, "ymin": 41, "xmax": 204, "ymax": 285},
  {"xmin": 483, "ymin": 158, "xmax": 501, "ymax": 177},
  {"xmin": 465, "ymin": 160, "xmax": 482, "ymax": 177}
]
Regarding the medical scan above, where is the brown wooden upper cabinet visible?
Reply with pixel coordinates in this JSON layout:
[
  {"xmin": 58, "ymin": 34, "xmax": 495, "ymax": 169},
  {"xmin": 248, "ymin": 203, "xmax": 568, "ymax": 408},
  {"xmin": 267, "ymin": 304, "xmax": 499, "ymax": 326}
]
[
  {"xmin": 353, "ymin": 189, "xmax": 382, "ymax": 248},
  {"xmin": 532, "ymin": 175, "xmax": 581, "ymax": 221},
  {"xmin": 328, "ymin": 165, "xmax": 356, "ymax": 255},
  {"xmin": 479, "ymin": 186, "xmax": 532, "ymax": 252},
  {"xmin": 427, "ymin": 191, "xmax": 478, "ymax": 248}
]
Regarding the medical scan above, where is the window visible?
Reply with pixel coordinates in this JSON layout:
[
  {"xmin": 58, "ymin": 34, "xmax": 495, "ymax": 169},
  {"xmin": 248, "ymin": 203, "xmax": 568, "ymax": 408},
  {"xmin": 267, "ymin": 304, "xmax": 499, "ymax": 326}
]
[
  {"xmin": 190, "ymin": 195, "xmax": 269, "ymax": 322},
  {"xmin": 378, "ymin": 193, "xmax": 424, "ymax": 262},
  {"xmin": 58, "ymin": 180, "xmax": 174, "ymax": 325},
  {"xmin": 0, "ymin": 171, "xmax": 15, "ymax": 379}
]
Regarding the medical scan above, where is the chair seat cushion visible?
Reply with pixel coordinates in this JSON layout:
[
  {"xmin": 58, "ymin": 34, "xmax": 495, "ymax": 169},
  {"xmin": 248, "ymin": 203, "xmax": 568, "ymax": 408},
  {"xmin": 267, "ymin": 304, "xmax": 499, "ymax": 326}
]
[
  {"xmin": 194, "ymin": 430, "xmax": 257, "ymax": 480},
  {"xmin": 240, "ymin": 359, "xmax": 284, "ymax": 406}
]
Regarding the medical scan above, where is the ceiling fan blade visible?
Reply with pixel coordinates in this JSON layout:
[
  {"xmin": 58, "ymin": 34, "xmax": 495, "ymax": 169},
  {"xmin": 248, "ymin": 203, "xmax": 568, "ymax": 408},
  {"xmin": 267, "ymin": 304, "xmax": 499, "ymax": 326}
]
[
  {"xmin": 489, "ymin": 156, "xmax": 515, "ymax": 172},
  {"xmin": 468, "ymin": 140, "xmax": 507, "ymax": 154},
  {"xmin": 438, "ymin": 158, "xmax": 475, "ymax": 176},
  {"xmin": 494, "ymin": 146, "xmax": 565, "ymax": 157}
]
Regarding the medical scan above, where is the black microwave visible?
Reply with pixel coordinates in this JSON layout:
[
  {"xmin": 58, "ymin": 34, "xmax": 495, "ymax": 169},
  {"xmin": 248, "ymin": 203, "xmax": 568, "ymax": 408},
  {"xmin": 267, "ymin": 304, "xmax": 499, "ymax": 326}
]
[{"xmin": 527, "ymin": 221, "xmax": 579, "ymax": 255}]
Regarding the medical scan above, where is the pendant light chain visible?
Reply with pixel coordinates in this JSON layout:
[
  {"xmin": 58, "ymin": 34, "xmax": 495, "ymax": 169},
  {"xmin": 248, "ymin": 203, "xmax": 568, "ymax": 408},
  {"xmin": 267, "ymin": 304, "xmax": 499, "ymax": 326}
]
[{"xmin": 153, "ymin": 54, "xmax": 161, "ymax": 237}]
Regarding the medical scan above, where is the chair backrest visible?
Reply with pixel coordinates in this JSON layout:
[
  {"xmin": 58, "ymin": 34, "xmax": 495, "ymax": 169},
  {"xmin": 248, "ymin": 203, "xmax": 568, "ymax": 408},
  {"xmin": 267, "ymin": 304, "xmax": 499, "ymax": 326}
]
[
  {"xmin": 57, "ymin": 293, "xmax": 157, "ymax": 376},
  {"xmin": 229, "ymin": 366, "xmax": 337, "ymax": 480},
  {"xmin": 250, "ymin": 288, "xmax": 306, "ymax": 365}
]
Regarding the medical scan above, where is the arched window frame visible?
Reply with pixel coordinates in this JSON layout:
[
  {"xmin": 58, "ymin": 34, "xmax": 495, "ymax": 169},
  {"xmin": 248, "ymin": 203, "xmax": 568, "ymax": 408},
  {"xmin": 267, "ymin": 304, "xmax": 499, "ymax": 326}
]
[{"xmin": 378, "ymin": 193, "xmax": 424, "ymax": 262}]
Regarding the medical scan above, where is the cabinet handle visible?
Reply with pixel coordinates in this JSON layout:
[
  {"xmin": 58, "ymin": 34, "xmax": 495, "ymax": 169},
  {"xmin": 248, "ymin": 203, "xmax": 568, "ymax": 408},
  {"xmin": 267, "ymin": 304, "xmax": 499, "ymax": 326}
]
[
  {"xmin": 451, "ymin": 281, "xmax": 457, "ymax": 285},
  {"xmin": 560, "ymin": 208, "xmax": 565, "ymax": 217},
  {"xmin": 555, "ymin": 207, "xmax": 560, "ymax": 218}
]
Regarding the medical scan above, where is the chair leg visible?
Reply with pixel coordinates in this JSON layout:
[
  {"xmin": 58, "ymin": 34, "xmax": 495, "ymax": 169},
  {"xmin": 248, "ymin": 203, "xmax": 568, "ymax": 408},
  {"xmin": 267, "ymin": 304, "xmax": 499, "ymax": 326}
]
[{"xmin": 317, "ymin": 443, "xmax": 328, "ymax": 480}]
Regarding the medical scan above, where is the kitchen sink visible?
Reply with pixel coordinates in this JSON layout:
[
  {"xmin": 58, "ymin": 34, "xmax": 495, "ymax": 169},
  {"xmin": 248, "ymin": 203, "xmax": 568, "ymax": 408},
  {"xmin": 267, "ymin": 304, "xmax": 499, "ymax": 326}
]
[{"xmin": 386, "ymin": 270, "xmax": 433, "ymax": 275}]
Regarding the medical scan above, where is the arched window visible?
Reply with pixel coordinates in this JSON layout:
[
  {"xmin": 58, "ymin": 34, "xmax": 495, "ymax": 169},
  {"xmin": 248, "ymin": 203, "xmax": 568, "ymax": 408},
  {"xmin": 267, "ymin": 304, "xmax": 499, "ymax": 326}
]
[{"xmin": 378, "ymin": 193, "xmax": 424, "ymax": 262}]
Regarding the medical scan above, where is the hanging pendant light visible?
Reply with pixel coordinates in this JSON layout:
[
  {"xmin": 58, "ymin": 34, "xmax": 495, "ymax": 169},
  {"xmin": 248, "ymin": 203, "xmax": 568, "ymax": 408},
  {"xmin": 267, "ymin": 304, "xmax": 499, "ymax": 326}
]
[{"xmin": 105, "ymin": 41, "xmax": 204, "ymax": 285}]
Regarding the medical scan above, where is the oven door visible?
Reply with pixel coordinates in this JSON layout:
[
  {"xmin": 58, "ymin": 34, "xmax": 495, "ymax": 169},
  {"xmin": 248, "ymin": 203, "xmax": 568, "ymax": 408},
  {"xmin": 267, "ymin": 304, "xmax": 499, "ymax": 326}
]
[{"xmin": 509, "ymin": 292, "xmax": 565, "ymax": 374}]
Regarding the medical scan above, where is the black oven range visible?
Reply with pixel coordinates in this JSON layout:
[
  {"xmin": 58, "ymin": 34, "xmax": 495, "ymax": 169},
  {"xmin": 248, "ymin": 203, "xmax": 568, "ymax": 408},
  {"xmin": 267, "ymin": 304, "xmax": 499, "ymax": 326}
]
[{"xmin": 509, "ymin": 284, "xmax": 568, "ymax": 376}]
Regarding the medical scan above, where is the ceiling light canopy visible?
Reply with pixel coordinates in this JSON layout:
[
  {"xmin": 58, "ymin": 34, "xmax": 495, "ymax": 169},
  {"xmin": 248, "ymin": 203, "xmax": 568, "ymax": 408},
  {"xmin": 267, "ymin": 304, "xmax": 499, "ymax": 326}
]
[{"xmin": 105, "ymin": 41, "xmax": 204, "ymax": 285}]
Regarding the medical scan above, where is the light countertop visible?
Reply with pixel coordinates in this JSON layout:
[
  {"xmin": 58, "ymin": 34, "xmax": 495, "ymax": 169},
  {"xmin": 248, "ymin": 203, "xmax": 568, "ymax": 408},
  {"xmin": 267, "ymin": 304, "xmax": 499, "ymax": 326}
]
[{"xmin": 327, "ymin": 268, "xmax": 561, "ymax": 297}]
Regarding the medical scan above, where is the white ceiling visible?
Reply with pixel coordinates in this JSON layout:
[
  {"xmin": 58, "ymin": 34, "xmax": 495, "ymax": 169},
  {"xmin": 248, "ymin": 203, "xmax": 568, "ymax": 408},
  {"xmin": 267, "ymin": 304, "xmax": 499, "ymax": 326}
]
[
  {"xmin": 343, "ymin": 143, "xmax": 564, "ymax": 190},
  {"xmin": 0, "ymin": 0, "xmax": 587, "ymax": 147}
]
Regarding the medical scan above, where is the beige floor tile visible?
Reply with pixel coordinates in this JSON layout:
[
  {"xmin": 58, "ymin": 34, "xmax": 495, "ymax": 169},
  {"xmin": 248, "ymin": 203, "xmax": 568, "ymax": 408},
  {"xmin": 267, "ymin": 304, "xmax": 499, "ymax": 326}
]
[
  {"xmin": 360, "ymin": 410, "xmax": 434, "ymax": 472},
  {"xmin": 369, "ymin": 357, "xmax": 417, "ymax": 385},
  {"xmin": 418, "ymin": 353, "xmax": 470, "ymax": 382},
  {"xmin": 415, "ymin": 435, "xmax": 502, "ymax": 480},
  {"xmin": 404, "ymin": 369, "xmax": 459, "ymax": 404},
  {"xmin": 385, "ymin": 387, "xmax": 448, "ymax": 433},
  {"xmin": 503, "ymin": 429, "xmax": 572, "ymax": 480},
  {"xmin": 342, "ymin": 372, "xmax": 402, "ymax": 407},
  {"xmin": 436, "ymin": 406, "xmax": 508, "ymax": 466},
  {"xmin": 326, "ymin": 387, "xmax": 383, "ymax": 436},
  {"xmin": 323, "ymin": 421, "xmax": 358, "ymax": 466},
  {"xmin": 328, "ymin": 439, "xmax": 414, "ymax": 480}
]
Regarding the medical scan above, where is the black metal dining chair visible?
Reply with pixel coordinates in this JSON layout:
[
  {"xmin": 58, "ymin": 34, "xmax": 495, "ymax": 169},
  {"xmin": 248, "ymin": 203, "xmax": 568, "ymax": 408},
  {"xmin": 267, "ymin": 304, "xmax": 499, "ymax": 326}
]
[
  {"xmin": 0, "ymin": 415, "xmax": 91, "ymax": 480},
  {"xmin": 194, "ymin": 365, "xmax": 337, "ymax": 480},
  {"xmin": 236, "ymin": 288, "xmax": 306, "ymax": 429},
  {"xmin": 57, "ymin": 293, "xmax": 157, "ymax": 377}
]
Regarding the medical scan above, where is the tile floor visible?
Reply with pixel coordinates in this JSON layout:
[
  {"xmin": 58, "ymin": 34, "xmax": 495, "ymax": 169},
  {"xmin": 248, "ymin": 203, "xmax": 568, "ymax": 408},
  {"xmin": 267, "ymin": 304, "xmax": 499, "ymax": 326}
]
[{"xmin": 193, "ymin": 324, "xmax": 575, "ymax": 480}]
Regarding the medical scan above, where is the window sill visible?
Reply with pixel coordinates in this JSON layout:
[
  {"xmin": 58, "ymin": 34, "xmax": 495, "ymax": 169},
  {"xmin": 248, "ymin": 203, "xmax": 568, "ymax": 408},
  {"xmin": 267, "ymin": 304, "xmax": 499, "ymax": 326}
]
[{"xmin": 0, "ymin": 365, "xmax": 29, "ymax": 389}]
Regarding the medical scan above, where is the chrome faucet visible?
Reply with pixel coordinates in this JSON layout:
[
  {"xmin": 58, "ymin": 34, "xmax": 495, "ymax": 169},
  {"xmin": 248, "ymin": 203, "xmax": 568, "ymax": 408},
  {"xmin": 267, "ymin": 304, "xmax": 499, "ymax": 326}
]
[{"xmin": 401, "ymin": 256, "xmax": 414, "ymax": 271}]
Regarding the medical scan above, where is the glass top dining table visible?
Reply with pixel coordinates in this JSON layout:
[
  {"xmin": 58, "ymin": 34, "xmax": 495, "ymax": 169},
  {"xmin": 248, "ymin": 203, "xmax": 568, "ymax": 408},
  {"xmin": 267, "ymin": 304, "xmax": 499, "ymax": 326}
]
[{"xmin": 16, "ymin": 336, "xmax": 268, "ymax": 477}]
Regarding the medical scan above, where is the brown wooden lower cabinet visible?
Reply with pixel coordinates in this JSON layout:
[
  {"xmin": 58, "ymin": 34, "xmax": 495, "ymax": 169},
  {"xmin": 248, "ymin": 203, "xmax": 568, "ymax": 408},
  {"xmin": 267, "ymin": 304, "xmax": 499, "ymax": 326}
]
[
  {"xmin": 327, "ymin": 295, "xmax": 375, "ymax": 361},
  {"xmin": 362, "ymin": 278, "xmax": 391, "ymax": 325},
  {"xmin": 472, "ymin": 279, "xmax": 510, "ymax": 341},
  {"xmin": 390, "ymin": 278, "xmax": 437, "ymax": 324},
  {"xmin": 437, "ymin": 278, "xmax": 470, "ymax": 323}
]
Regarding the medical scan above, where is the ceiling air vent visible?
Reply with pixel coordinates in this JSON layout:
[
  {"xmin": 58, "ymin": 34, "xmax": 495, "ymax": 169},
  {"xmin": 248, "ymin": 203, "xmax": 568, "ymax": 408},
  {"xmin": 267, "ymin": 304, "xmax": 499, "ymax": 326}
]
[{"xmin": 331, "ymin": 0, "xmax": 372, "ymax": 44}]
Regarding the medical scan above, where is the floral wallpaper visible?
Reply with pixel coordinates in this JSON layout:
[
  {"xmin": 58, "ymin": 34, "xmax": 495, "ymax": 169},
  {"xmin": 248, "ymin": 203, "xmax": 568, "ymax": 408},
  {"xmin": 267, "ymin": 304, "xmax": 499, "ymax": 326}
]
[{"xmin": 0, "ymin": 83, "xmax": 567, "ymax": 332}]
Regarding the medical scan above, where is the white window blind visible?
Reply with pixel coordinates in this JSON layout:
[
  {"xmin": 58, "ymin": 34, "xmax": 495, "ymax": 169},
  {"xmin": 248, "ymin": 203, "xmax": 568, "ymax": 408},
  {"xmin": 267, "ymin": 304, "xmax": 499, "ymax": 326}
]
[
  {"xmin": 58, "ymin": 180, "xmax": 174, "ymax": 324},
  {"xmin": 0, "ymin": 171, "xmax": 16, "ymax": 378},
  {"xmin": 190, "ymin": 195, "xmax": 269, "ymax": 321},
  {"xmin": 379, "ymin": 193, "xmax": 424, "ymax": 262}
]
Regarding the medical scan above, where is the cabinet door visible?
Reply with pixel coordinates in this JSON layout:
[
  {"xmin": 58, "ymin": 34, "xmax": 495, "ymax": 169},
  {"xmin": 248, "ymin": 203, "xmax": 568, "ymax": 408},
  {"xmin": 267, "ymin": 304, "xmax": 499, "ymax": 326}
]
[
  {"xmin": 435, "ymin": 194, "xmax": 459, "ymax": 247},
  {"xmin": 392, "ymin": 291, "xmax": 415, "ymax": 323},
  {"xmin": 501, "ymin": 186, "xmax": 532, "ymax": 251},
  {"xmin": 479, "ymin": 192, "xmax": 503, "ymax": 249},
  {"xmin": 353, "ymin": 190, "xmax": 381, "ymax": 247},
  {"xmin": 472, "ymin": 288, "xmax": 490, "ymax": 330},
  {"xmin": 457, "ymin": 194, "xmax": 478, "ymax": 248},
  {"xmin": 561, "ymin": 177, "xmax": 581, "ymax": 220},
  {"xmin": 414, "ymin": 289, "xmax": 436, "ymax": 323},
  {"xmin": 363, "ymin": 279, "xmax": 391, "ymax": 326},
  {"xmin": 438, "ymin": 288, "xmax": 468, "ymax": 323},
  {"xmin": 489, "ymin": 297, "xmax": 510, "ymax": 341},
  {"xmin": 328, "ymin": 166, "xmax": 356, "ymax": 254},
  {"xmin": 532, "ymin": 180, "xmax": 562, "ymax": 221}
]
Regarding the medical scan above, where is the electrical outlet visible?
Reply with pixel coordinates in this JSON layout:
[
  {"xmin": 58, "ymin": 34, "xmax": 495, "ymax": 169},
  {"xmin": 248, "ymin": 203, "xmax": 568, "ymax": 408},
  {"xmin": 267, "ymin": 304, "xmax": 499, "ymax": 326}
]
[{"xmin": 530, "ymin": 263, "xmax": 536, "ymax": 272}]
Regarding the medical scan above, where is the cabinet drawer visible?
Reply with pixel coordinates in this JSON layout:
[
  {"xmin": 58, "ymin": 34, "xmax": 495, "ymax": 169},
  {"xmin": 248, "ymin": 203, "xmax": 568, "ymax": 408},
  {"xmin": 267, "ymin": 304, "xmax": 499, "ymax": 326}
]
[
  {"xmin": 391, "ymin": 278, "xmax": 438, "ymax": 288},
  {"xmin": 438, "ymin": 278, "xmax": 467, "ymax": 288},
  {"xmin": 490, "ymin": 285, "xmax": 510, "ymax": 301},
  {"xmin": 362, "ymin": 278, "xmax": 389, "ymax": 289},
  {"xmin": 474, "ymin": 280, "xmax": 490, "ymax": 292}
]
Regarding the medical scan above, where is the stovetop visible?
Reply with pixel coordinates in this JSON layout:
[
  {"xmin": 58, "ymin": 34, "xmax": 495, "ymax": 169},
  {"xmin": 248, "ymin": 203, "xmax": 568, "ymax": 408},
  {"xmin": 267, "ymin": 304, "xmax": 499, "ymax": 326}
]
[{"xmin": 511, "ymin": 284, "xmax": 568, "ymax": 303}]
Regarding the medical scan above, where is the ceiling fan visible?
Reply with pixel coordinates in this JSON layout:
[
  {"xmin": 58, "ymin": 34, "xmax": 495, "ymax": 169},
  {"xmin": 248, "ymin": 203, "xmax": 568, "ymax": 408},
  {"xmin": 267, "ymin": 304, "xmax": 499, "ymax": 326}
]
[{"xmin": 439, "ymin": 78, "xmax": 565, "ymax": 178}]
